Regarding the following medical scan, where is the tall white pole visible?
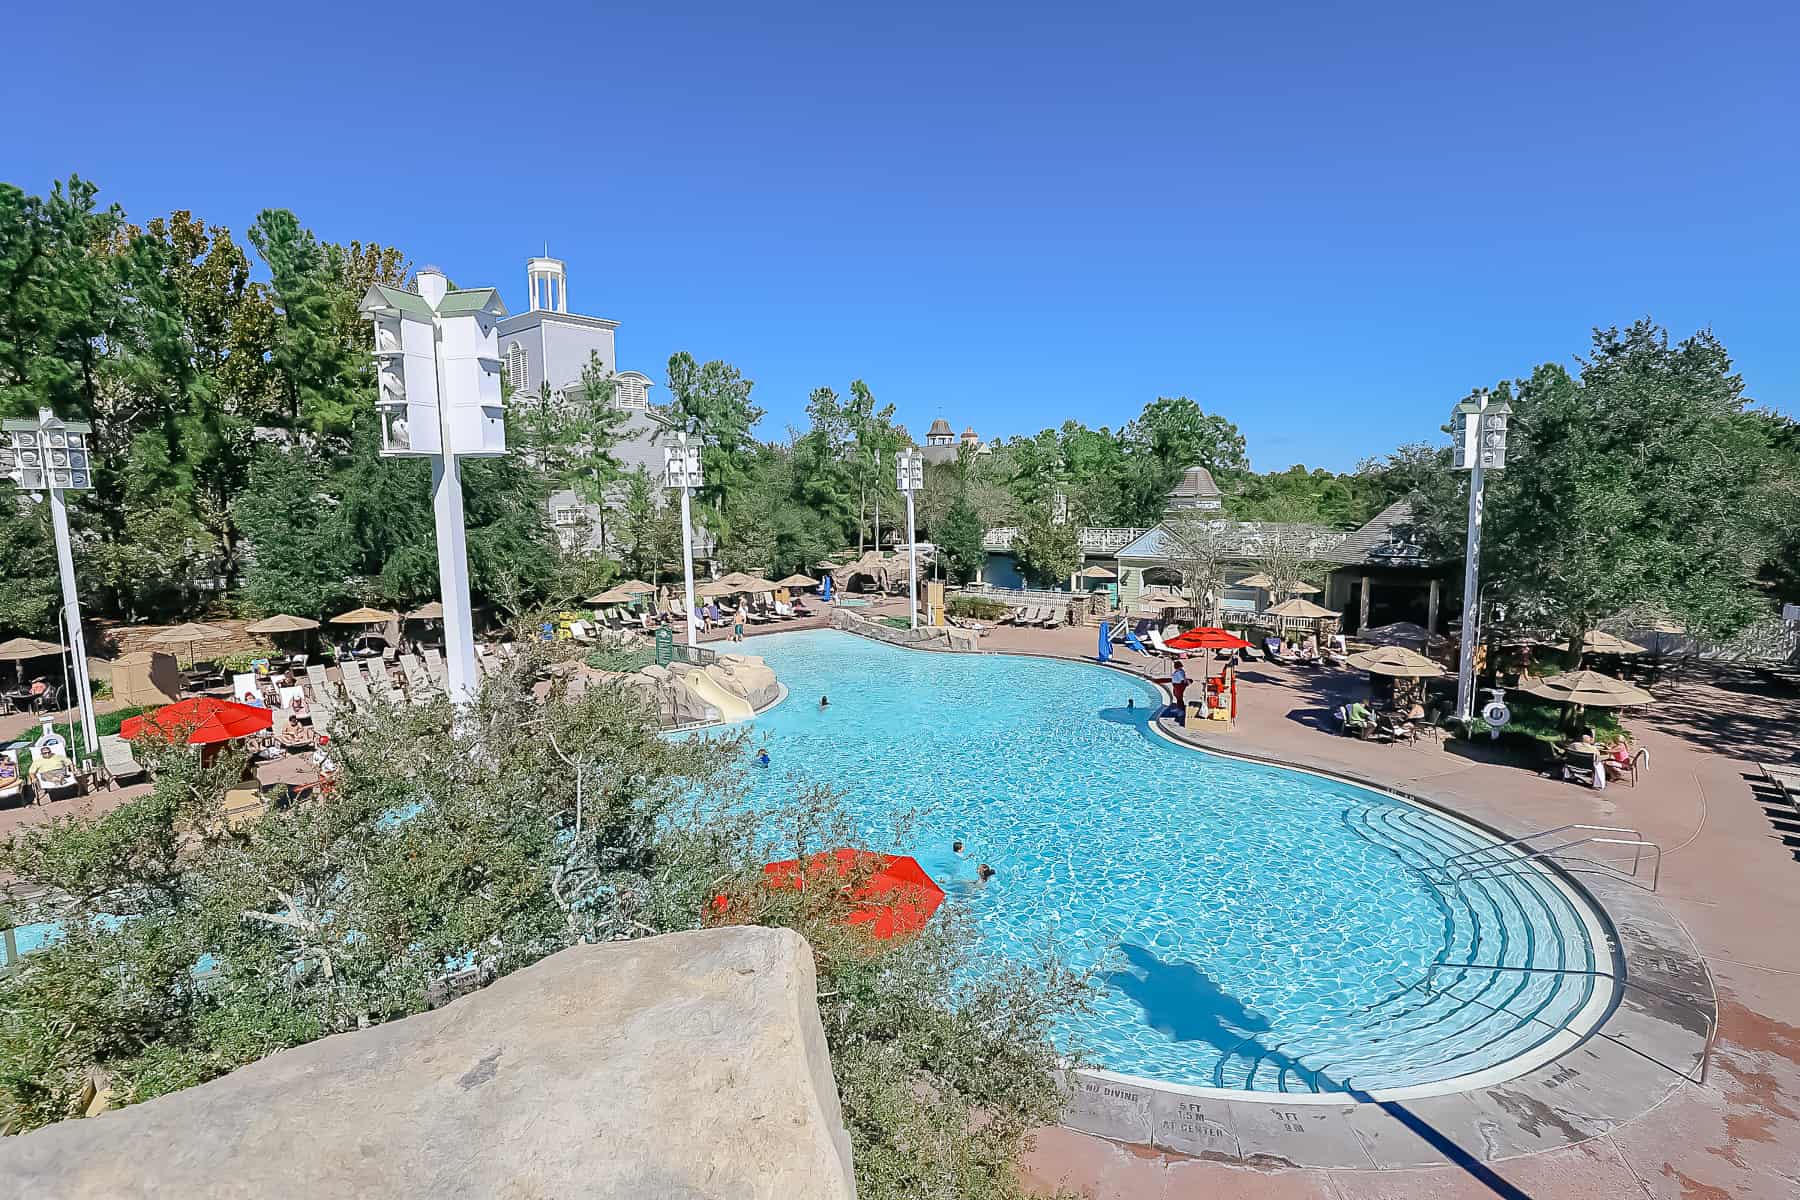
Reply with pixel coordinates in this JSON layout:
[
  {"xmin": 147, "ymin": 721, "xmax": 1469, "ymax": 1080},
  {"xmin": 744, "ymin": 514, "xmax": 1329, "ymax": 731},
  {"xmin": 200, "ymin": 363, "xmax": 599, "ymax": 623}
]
[
  {"xmin": 1455, "ymin": 427, "xmax": 1486, "ymax": 724},
  {"xmin": 46, "ymin": 482, "xmax": 98, "ymax": 753},
  {"xmin": 905, "ymin": 486, "xmax": 919, "ymax": 629},
  {"xmin": 678, "ymin": 483, "xmax": 699, "ymax": 648},
  {"xmin": 431, "ymin": 453, "xmax": 479, "ymax": 705}
]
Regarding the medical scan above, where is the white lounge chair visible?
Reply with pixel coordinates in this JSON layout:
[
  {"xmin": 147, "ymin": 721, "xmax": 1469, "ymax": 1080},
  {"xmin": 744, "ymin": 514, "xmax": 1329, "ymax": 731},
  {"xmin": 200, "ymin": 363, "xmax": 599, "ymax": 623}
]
[
  {"xmin": 365, "ymin": 659, "xmax": 404, "ymax": 703},
  {"xmin": 340, "ymin": 661, "xmax": 374, "ymax": 708},
  {"xmin": 422, "ymin": 647, "xmax": 446, "ymax": 683},
  {"xmin": 398, "ymin": 653, "xmax": 436, "ymax": 698},
  {"xmin": 100, "ymin": 734, "xmax": 145, "ymax": 787}
]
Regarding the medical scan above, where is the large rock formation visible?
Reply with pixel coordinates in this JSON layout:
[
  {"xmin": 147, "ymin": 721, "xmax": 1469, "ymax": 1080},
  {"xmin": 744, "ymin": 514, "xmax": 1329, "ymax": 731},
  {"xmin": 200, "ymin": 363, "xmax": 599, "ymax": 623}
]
[
  {"xmin": 712, "ymin": 653, "xmax": 781, "ymax": 711},
  {"xmin": 0, "ymin": 927, "xmax": 857, "ymax": 1200}
]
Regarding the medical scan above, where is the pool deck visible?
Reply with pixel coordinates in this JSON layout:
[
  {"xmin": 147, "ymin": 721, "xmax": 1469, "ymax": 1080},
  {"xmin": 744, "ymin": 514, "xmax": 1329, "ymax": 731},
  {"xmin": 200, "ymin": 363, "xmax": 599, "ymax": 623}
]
[{"xmin": 835, "ymin": 605, "xmax": 1800, "ymax": 1200}]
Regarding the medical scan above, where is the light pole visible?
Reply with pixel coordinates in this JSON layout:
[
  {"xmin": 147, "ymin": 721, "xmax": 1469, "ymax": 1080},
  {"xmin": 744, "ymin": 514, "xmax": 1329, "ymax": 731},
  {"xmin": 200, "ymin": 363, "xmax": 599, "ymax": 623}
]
[
  {"xmin": 1, "ymin": 409, "xmax": 99, "ymax": 755},
  {"xmin": 1451, "ymin": 389, "xmax": 1512, "ymax": 723},
  {"xmin": 896, "ymin": 447, "xmax": 922, "ymax": 628},
  {"xmin": 664, "ymin": 432, "xmax": 703, "ymax": 647},
  {"xmin": 359, "ymin": 268, "xmax": 508, "ymax": 706}
]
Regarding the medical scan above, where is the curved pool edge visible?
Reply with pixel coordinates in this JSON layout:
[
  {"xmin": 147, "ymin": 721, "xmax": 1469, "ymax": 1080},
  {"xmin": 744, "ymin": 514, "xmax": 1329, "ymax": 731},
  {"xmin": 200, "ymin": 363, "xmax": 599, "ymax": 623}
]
[{"xmin": 819, "ymin": 623, "xmax": 1718, "ymax": 1165}]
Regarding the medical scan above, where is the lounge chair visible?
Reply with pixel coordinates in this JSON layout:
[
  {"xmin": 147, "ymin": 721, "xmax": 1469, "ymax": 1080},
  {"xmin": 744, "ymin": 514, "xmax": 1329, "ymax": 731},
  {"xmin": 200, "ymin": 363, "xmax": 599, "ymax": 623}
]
[
  {"xmin": 1145, "ymin": 629, "xmax": 1182, "ymax": 659},
  {"xmin": 365, "ymin": 659, "xmax": 404, "ymax": 703},
  {"xmin": 1554, "ymin": 743, "xmax": 1602, "ymax": 787},
  {"xmin": 1263, "ymin": 637, "xmax": 1293, "ymax": 665},
  {"xmin": 422, "ymin": 647, "xmax": 447, "ymax": 683},
  {"xmin": 399, "ymin": 653, "xmax": 437, "ymax": 698},
  {"xmin": 1026, "ymin": 606, "xmax": 1052, "ymax": 628},
  {"xmin": 231, "ymin": 672, "xmax": 261, "ymax": 706},
  {"xmin": 1043, "ymin": 607, "xmax": 1065, "ymax": 630},
  {"xmin": 99, "ymin": 734, "xmax": 145, "ymax": 787},
  {"xmin": 340, "ymin": 660, "xmax": 374, "ymax": 708}
]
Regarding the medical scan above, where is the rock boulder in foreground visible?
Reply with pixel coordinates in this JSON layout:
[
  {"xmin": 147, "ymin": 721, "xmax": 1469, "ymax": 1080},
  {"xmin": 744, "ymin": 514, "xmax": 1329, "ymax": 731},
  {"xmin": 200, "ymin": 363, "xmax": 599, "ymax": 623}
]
[{"xmin": 0, "ymin": 927, "xmax": 856, "ymax": 1199}]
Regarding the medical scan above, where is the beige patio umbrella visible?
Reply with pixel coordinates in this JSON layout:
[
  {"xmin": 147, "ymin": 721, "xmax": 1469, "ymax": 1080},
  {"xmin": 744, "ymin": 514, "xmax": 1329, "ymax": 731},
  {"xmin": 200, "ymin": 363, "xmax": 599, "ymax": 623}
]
[
  {"xmin": 1139, "ymin": 585, "xmax": 1185, "ymax": 606},
  {"xmin": 1078, "ymin": 565, "xmax": 1118, "ymax": 580},
  {"xmin": 0, "ymin": 636, "xmax": 64, "ymax": 690},
  {"xmin": 149, "ymin": 621, "xmax": 234, "ymax": 667},
  {"xmin": 330, "ymin": 607, "xmax": 402, "ymax": 625},
  {"xmin": 1265, "ymin": 598, "xmax": 1337, "ymax": 620},
  {"xmin": 775, "ymin": 573, "xmax": 818, "ymax": 589},
  {"xmin": 1581, "ymin": 630, "xmax": 1648, "ymax": 655},
  {"xmin": 1287, "ymin": 581, "xmax": 1322, "ymax": 595},
  {"xmin": 710, "ymin": 571, "xmax": 778, "ymax": 593},
  {"xmin": 589, "ymin": 583, "xmax": 646, "ymax": 605},
  {"xmin": 1346, "ymin": 646, "xmax": 1443, "ymax": 678},
  {"xmin": 406, "ymin": 601, "xmax": 445, "ymax": 620},
  {"xmin": 244, "ymin": 614, "xmax": 319, "ymax": 635},
  {"xmin": 1237, "ymin": 573, "xmax": 1274, "ymax": 589},
  {"xmin": 1520, "ymin": 670, "xmax": 1653, "ymax": 708},
  {"xmin": 0, "ymin": 636, "xmax": 64, "ymax": 661}
]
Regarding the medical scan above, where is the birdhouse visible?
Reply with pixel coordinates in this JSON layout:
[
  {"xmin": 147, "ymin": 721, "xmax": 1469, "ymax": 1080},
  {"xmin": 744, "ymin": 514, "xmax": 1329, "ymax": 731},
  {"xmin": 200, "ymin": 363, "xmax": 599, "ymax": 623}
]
[
  {"xmin": 664, "ymin": 433, "xmax": 703, "ymax": 489},
  {"xmin": 359, "ymin": 283, "xmax": 443, "ymax": 457},
  {"xmin": 1478, "ymin": 397, "xmax": 1511, "ymax": 470},
  {"xmin": 2, "ymin": 413, "xmax": 94, "ymax": 491},
  {"xmin": 896, "ymin": 448, "xmax": 923, "ymax": 493},
  {"xmin": 358, "ymin": 268, "xmax": 509, "ymax": 459}
]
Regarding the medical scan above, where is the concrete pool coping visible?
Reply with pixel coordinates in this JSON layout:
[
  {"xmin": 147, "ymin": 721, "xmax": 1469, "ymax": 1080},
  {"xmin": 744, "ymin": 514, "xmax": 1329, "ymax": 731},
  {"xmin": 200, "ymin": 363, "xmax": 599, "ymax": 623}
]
[{"xmin": 820, "ymin": 623, "xmax": 1719, "ymax": 1169}]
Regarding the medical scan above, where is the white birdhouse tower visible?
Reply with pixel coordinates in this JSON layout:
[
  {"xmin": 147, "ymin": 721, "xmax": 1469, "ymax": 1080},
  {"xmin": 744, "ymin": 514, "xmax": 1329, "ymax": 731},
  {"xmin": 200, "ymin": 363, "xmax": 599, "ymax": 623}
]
[{"xmin": 358, "ymin": 268, "xmax": 509, "ymax": 458}]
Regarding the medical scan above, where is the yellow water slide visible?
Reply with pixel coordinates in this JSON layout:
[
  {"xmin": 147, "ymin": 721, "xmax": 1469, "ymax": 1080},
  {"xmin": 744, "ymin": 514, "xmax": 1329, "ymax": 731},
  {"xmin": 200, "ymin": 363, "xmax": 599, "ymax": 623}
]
[{"xmin": 680, "ymin": 667, "xmax": 756, "ymax": 724}]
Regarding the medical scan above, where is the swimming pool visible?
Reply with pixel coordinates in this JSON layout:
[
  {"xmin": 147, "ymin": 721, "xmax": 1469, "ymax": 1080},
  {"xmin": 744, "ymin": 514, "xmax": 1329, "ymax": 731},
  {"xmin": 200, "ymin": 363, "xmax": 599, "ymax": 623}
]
[{"xmin": 732, "ymin": 630, "xmax": 1617, "ymax": 1098}]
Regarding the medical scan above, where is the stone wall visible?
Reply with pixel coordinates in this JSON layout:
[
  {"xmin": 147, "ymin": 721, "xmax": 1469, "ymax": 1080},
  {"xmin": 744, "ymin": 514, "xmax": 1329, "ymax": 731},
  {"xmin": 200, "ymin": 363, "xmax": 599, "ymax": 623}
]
[
  {"xmin": 830, "ymin": 608, "xmax": 971, "ymax": 651},
  {"xmin": 0, "ymin": 927, "xmax": 857, "ymax": 1200}
]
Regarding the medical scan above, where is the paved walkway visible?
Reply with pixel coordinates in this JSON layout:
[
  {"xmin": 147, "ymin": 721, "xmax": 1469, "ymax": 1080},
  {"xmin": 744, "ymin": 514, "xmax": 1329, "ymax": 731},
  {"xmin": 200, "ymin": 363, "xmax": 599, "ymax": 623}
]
[{"xmin": 896, "ymin": 616, "xmax": 1799, "ymax": 1199}]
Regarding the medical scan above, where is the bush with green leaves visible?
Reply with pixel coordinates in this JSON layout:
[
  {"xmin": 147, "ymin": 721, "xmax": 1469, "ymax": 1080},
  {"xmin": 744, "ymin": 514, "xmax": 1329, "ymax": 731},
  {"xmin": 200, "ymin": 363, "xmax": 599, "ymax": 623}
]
[
  {"xmin": 947, "ymin": 595, "xmax": 1010, "ymax": 621},
  {"xmin": 0, "ymin": 636, "xmax": 1089, "ymax": 1199}
]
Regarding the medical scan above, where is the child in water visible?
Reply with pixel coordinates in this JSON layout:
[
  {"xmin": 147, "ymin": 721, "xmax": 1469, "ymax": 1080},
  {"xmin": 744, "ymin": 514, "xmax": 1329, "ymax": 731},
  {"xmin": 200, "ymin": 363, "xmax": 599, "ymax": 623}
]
[{"xmin": 756, "ymin": 749, "xmax": 771, "ymax": 768}]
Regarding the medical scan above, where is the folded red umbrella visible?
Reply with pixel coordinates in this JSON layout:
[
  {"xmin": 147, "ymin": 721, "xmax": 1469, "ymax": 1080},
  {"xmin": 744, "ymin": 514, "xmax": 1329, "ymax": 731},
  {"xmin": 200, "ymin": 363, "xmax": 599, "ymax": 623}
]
[
  {"xmin": 761, "ymin": 848, "xmax": 947, "ymax": 939},
  {"xmin": 1165, "ymin": 627, "xmax": 1254, "ymax": 651},
  {"xmin": 120, "ymin": 697, "xmax": 273, "ymax": 747}
]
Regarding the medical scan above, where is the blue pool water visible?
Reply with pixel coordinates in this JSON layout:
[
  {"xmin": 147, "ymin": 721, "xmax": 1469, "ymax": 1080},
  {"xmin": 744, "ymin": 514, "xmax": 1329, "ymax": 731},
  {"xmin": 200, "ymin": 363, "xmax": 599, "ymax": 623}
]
[{"xmin": 731, "ymin": 630, "xmax": 1614, "ymax": 1096}]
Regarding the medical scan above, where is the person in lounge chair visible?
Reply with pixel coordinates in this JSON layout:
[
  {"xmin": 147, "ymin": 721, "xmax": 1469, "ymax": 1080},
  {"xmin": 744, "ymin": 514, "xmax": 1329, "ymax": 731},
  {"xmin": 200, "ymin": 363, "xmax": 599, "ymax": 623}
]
[
  {"xmin": 1564, "ymin": 731, "xmax": 1606, "ymax": 790},
  {"xmin": 1341, "ymin": 700, "xmax": 1373, "ymax": 735}
]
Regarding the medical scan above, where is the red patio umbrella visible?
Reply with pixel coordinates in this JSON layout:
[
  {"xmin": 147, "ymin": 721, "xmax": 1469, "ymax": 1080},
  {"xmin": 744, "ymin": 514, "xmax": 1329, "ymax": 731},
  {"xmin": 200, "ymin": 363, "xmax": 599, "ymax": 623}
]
[
  {"xmin": 1163, "ymin": 628, "xmax": 1251, "ymax": 721},
  {"xmin": 120, "ymin": 697, "xmax": 273, "ymax": 747},
  {"xmin": 1164, "ymin": 627, "xmax": 1253, "ymax": 652},
  {"xmin": 759, "ymin": 848, "xmax": 947, "ymax": 939}
]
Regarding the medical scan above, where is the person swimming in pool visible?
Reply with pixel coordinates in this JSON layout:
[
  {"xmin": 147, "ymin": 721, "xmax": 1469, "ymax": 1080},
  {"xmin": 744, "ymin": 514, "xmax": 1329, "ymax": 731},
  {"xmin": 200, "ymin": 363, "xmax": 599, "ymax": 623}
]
[
  {"xmin": 756, "ymin": 749, "xmax": 771, "ymax": 768},
  {"xmin": 819, "ymin": 695, "xmax": 829, "ymax": 709},
  {"xmin": 976, "ymin": 863, "xmax": 996, "ymax": 884}
]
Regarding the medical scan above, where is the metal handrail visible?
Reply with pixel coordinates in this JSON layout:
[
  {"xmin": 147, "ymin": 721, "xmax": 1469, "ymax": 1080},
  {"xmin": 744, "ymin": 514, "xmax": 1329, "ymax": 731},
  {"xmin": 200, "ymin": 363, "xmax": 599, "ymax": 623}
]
[
  {"xmin": 1439, "ymin": 823, "xmax": 1645, "ymax": 870},
  {"xmin": 1443, "ymin": 835, "xmax": 1662, "ymax": 891},
  {"xmin": 1423, "ymin": 961, "xmax": 1715, "ymax": 1085}
]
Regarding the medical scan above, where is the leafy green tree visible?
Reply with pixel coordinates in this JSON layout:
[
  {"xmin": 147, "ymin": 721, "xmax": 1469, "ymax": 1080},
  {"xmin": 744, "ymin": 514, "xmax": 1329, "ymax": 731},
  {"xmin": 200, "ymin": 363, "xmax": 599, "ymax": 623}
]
[
  {"xmin": 512, "ymin": 352, "xmax": 632, "ymax": 552},
  {"xmin": 617, "ymin": 466, "xmax": 682, "ymax": 583},
  {"xmin": 248, "ymin": 209, "xmax": 366, "ymax": 438},
  {"xmin": 0, "ymin": 497, "xmax": 58, "ymax": 637},
  {"xmin": 664, "ymin": 351, "xmax": 763, "ymax": 517},
  {"xmin": 232, "ymin": 448, "xmax": 355, "ymax": 617},
  {"xmin": 1415, "ymin": 322, "xmax": 1780, "ymax": 646},
  {"xmin": 1011, "ymin": 501, "xmax": 1081, "ymax": 586},
  {"xmin": 937, "ymin": 493, "xmax": 986, "ymax": 583}
]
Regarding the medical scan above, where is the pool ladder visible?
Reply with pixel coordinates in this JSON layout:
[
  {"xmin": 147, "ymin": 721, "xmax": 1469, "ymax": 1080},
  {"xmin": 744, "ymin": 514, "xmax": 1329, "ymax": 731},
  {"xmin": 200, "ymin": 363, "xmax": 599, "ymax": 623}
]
[{"xmin": 1431, "ymin": 823, "xmax": 1664, "ymax": 892}]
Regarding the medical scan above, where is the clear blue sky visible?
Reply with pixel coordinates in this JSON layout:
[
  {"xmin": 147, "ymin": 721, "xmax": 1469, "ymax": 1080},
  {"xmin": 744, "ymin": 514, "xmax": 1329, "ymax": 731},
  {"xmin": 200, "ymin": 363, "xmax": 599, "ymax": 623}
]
[{"xmin": 7, "ymin": 1, "xmax": 1795, "ymax": 471}]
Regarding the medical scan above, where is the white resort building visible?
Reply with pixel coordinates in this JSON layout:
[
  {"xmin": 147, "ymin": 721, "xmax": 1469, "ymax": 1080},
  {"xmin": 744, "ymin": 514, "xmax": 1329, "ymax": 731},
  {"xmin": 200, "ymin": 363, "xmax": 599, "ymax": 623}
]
[{"xmin": 497, "ymin": 256, "xmax": 708, "ymax": 559}]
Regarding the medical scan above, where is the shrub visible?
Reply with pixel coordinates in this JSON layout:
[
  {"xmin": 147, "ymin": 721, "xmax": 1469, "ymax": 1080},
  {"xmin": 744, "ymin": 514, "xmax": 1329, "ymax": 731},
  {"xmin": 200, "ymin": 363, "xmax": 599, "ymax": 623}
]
[
  {"xmin": 585, "ymin": 645, "xmax": 656, "ymax": 674},
  {"xmin": 946, "ymin": 595, "xmax": 1009, "ymax": 621}
]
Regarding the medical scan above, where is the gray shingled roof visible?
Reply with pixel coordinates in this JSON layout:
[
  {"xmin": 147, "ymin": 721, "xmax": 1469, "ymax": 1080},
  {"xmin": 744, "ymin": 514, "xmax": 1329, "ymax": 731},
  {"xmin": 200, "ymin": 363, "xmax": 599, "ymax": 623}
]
[{"xmin": 1322, "ymin": 500, "xmax": 1433, "ymax": 565}]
